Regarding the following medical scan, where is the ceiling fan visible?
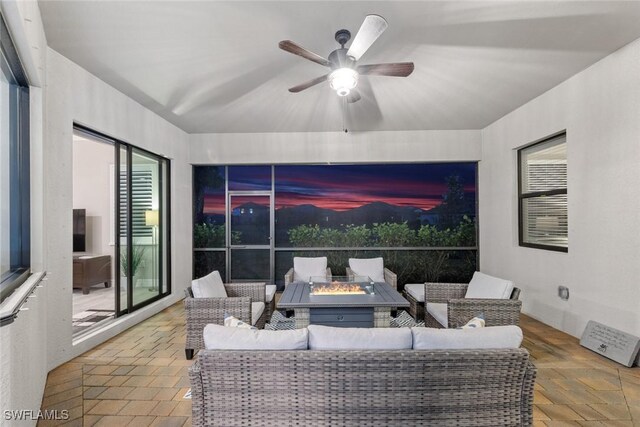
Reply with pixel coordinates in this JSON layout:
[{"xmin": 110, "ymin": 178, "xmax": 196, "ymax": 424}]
[{"xmin": 279, "ymin": 15, "xmax": 414, "ymax": 103}]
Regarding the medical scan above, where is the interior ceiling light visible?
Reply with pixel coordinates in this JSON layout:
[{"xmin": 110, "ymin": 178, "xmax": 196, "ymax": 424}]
[
  {"xmin": 279, "ymin": 14, "xmax": 414, "ymax": 103},
  {"xmin": 329, "ymin": 68, "xmax": 359, "ymax": 96}
]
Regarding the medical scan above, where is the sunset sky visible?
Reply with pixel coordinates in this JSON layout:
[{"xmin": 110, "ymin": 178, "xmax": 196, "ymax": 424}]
[{"xmin": 200, "ymin": 164, "xmax": 476, "ymax": 215}]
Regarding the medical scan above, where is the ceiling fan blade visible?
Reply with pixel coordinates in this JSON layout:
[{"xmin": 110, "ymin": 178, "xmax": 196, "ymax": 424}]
[
  {"xmin": 346, "ymin": 14, "xmax": 388, "ymax": 61},
  {"xmin": 346, "ymin": 89, "xmax": 361, "ymax": 103},
  {"xmin": 288, "ymin": 74, "xmax": 329, "ymax": 93},
  {"xmin": 357, "ymin": 62, "xmax": 414, "ymax": 77},
  {"xmin": 279, "ymin": 40, "xmax": 331, "ymax": 67}
]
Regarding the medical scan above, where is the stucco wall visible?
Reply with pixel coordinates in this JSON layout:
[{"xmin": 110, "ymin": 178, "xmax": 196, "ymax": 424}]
[
  {"xmin": 44, "ymin": 48, "xmax": 192, "ymax": 368},
  {"xmin": 0, "ymin": 1, "xmax": 48, "ymax": 424},
  {"xmin": 480, "ymin": 38, "xmax": 640, "ymax": 338},
  {"xmin": 189, "ymin": 130, "xmax": 482, "ymax": 164}
]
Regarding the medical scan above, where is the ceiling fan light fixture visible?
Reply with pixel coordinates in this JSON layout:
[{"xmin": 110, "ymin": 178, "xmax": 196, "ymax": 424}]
[{"xmin": 329, "ymin": 67, "xmax": 358, "ymax": 97}]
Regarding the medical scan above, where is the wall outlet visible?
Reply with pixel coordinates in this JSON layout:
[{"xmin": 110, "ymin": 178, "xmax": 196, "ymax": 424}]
[{"xmin": 558, "ymin": 285, "xmax": 570, "ymax": 301}]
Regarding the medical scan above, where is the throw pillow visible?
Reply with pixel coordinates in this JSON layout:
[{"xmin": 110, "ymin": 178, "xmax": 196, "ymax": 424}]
[
  {"xmin": 457, "ymin": 314, "xmax": 485, "ymax": 329},
  {"xmin": 223, "ymin": 313, "xmax": 256, "ymax": 330}
]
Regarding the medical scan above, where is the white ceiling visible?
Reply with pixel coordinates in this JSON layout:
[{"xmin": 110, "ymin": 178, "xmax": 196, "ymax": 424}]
[{"xmin": 39, "ymin": 1, "xmax": 640, "ymax": 133}]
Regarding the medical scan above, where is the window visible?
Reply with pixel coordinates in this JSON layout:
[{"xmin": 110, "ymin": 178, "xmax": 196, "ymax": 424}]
[
  {"xmin": 518, "ymin": 132, "xmax": 567, "ymax": 251},
  {"xmin": 0, "ymin": 14, "xmax": 30, "ymax": 303}
]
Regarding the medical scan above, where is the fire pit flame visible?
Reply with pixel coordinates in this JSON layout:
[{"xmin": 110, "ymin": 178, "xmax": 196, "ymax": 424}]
[{"xmin": 311, "ymin": 281, "xmax": 366, "ymax": 295}]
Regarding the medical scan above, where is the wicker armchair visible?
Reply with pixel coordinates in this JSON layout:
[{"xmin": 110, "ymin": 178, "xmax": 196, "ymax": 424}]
[
  {"xmin": 422, "ymin": 282, "xmax": 522, "ymax": 328},
  {"xmin": 184, "ymin": 282, "xmax": 267, "ymax": 359}
]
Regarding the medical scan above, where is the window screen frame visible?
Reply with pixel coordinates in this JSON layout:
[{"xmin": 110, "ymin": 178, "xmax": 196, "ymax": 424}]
[
  {"xmin": 0, "ymin": 13, "xmax": 31, "ymax": 304},
  {"xmin": 517, "ymin": 131, "xmax": 568, "ymax": 253}
]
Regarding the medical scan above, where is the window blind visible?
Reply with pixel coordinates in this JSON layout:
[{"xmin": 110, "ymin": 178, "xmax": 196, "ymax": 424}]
[
  {"xmin": 519, "ymin": 134, "xmax": 568, "ymax": 250},
  {"xmin": 119, "ymin": 169, "xmax": 153, "ymax": 237}
]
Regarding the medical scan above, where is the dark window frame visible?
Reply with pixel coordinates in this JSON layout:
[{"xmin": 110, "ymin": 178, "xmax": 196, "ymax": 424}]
[
  {"xmin": 73, "ymin": 124, "xmax": 172, "ymax": 314},
  {"xmin": 0, "ymin": 13, "xmax": 31, "ymax": 303},
  {"xmin": 517, "ymin": 131, "xmax": 568, "ymax": 253},
  {"xmin": 192, "ymin": 162, "xmax": 480, "ymax": 286}
]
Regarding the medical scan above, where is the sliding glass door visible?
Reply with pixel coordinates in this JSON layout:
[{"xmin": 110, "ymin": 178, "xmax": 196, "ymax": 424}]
[
  {"xmin": 116, "ymin": 144, "xmax": 170, "ymax": 315},
  {"xmin": 74, "ymin": 125, "xmax": 170, "ymax": 319}
]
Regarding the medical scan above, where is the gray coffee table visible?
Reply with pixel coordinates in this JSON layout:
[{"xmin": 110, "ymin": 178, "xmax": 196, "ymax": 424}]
[{"xmin": 278, "ymin": 277, "xmax": 410, "ymax": 328}]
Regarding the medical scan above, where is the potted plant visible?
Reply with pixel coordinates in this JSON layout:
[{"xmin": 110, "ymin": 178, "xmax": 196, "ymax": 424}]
[{"xmin": 120, "ymin": 245, "xmax": 146, "ymax": 289}]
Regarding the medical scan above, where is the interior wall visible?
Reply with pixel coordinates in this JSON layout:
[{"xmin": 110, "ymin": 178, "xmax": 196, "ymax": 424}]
[
  {"xmin": 480, "ymin": 37, "xmax": 640, "ymax": 338},
  {"xmin": 72, "ymin": 137, "xmax": 114, "ymax": 258},
  {"xmin": 189, "ymin": 130, "xmax": 482, "ymax": 164},
  {"xmin": 45, "ymin": 48, "xmax": 192, "ymax": 369},
  {"xmin": 0, "ymin": 1, "xmax": 48, "ymax": 425}
]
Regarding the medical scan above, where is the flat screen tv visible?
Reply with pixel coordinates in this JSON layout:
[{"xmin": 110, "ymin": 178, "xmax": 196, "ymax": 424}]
[{"xmin": 73, "ymin": 209, "xmax": 86, "ymax": 252}]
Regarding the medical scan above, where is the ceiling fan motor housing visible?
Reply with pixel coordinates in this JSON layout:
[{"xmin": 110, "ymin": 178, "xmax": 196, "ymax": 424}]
[
  {"xmin": 335, "ymin": 29, "xmax": 351, "ymax": 46},
  {"xmin": 328, "ymin": 48, "xmax": 356, "ymax": 70}
]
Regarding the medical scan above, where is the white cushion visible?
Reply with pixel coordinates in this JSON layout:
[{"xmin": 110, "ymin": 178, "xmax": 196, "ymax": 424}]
[
  {"xmin": 411, "ymin": 325, "xmax": 523, "ymax": 350},
  {"xmin": 348, "ymin": 257, "xmax": 385, "ymax": 283},
  {"xmin": 251, "ymin": 302, "xmax": 265, "ymax": 326},
  {"xmin": 265, "ymin": 285, "xmax": 277, "ymax": 303},
  {"xmin": 426, "ymin": 302, "xmax": 448, "ymax": 327},
  {"xmin": 203, "ymin": 324, "xmax": 308, "ymax": 350},
  {"xmin": 191, "ymin": 270, "xmax": 227, "ymax": 298},
  {"xmin": 465, "ymin": 272, "xmax": 514, "ymax": 299},
  {"xmin": 293, "ymin": 257, "xmax": 327, "ymax": 282},
  {"xmin": 404, "ymin": 283, "xmax": 425, "ymax": 302},
  {"xmin": 307, "ymin": 325, "xmax": 412, "ymax": 350}
]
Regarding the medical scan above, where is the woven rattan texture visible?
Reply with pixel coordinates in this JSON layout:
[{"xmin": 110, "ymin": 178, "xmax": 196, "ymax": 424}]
[
  {"xmin": 184, "ymin": 283, "xmax": 267, "ymax": 354},
  {"xmin": 190, "ymin": 348, "xmax": 535, "ymax": 426},
  {"xmin": 407, "ymin": 282, "xmax": 522, "ymax": 328}
]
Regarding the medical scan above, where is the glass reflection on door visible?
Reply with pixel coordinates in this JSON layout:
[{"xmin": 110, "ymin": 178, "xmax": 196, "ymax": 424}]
[
  {"xmin": 118, "ymin": 145, "xmax": 129, "ymax": 313},
  {"xmin": 131, "ymin": 149, "xmax": 161, "ymax": 307}
]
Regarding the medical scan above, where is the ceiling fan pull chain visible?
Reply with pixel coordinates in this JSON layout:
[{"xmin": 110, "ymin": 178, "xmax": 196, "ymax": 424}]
[{"xmin": 342, "ymin": 97, "xmax": 348, "ymax": 133}]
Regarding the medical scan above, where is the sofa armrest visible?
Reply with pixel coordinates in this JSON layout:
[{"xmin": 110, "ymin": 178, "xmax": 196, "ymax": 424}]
[
  {"xmin": 284, "ymin": 268, "xmax": 294, "ymax": 287},
  {"xmin": 424, "ymin": 282, "xmax": 468, "ymax": 303},
  {"xmin": 225, "ymin": 282, "xmax": 266, "ymax": 302},
  {"xmin": 326, "ymin": 267, "xmax": 332, "ymax": 281},
  {"xmin": 184, "ymin": 296, "xmax": 252, "ymax": 324},
  {"xmin": 522, "ymin": 360, "xmax": 537, "ymax": 426},
  {"xmin": 383, "ymin": 268, "xmax": 397, "ymax": 290},
  {"xmin": 447, "ymin": 298, "xmax": 522, "ymax": 328},
  {"xmin": 188, "ymin": 360, "xmax": 205, "ymax": 427}
]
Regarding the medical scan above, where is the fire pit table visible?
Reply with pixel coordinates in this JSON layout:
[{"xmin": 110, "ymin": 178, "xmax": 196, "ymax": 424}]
[{"xmin": 278, "ymin": 275, "xmax": 410, "ymax": 328}]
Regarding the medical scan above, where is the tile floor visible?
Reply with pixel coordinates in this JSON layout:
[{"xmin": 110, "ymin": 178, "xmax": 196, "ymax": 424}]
[{"xmin": 38, "ymin": 301, "xmax": 640, "ymax": 426}]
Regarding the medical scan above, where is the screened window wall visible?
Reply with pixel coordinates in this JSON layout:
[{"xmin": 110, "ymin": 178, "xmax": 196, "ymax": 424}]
[{"xmin": 193, "ymin": 164, "xmax": 478, "ymax": 290}]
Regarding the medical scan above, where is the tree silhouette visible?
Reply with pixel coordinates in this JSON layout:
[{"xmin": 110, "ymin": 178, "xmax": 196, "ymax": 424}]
[
  {"xmin": 193, "ymin": 166, "xmax": 224, "ymax": 225},
  {"xmin": 440, "ymin": 174, "xmax": 466, "ymax": 229}
]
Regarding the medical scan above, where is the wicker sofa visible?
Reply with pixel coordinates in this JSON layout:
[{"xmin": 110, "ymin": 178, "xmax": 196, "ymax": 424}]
[{"xmin": 189, "ymin": 325, "xmax": 536, "ymax": 426}]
